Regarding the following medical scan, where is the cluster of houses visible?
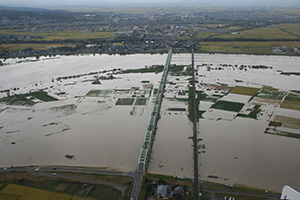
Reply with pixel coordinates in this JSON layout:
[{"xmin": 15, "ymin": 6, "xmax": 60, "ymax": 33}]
[{"xmin": 156, "ymin": 185, "xmax": 185, "ymax": 199}]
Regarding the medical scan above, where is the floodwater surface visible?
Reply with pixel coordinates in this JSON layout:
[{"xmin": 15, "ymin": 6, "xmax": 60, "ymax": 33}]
[{"xmin": 1, "ymin": 53, "xmax": 300, "ymax": 192}]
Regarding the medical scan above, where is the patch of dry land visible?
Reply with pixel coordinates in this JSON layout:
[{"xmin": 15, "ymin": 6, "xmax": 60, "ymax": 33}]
[{"xmin": 1, "ymin": 53, "xmax": 300, "ymax": 193}]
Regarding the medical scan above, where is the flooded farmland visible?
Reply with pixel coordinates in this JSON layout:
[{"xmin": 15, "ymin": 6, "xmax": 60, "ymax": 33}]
[{"xmin": 1, "ymin": 53, "xmax": 300, "ymax": 192}]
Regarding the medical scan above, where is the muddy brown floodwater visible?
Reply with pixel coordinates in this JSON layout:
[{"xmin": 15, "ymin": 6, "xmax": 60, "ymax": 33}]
[{"xmin": 1, "ymin": 53, "xmax": 300, "ymax": 192}]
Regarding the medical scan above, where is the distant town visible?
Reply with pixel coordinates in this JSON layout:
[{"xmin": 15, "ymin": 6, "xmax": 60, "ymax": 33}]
[{"xmin": 0, "ymin": 6, "xmax": 300, "ymax": 57}]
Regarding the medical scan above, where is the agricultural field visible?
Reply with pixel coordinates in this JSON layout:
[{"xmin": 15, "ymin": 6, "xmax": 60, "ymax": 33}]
[
  {"xmin": 210, "ymin": 100, "xmax": 245, "ymax": 112},
  {"xmin": 0, "ymin": 91, "xmax": 57, "ymax": 106},
  {"xmin": 280, "ymin": 93, "xmax": 300, "ymax": 111},
  {"xmin": 0, "ymin": 184, "xmax": 72, "ymax": 200},
  {"xmin": 0, "ymin": 171, "xmax": 130, "ymax": 200},
  {"xmin": 256, "ymin": 89, "xmax": 286, "ymax": 100},
  {"xmin": 115, "ymin": 98, "xmax": 135, "ymax": 105},
  {"xmin": 0, "ymin": 44, "xmax": 76, "ymax": 52},
  {"xmin": 198, "ymin": 41, "xmax": 279, "ymax": 54},
  {"xmin": 214, "ymin": 26, "xmax": 300, "ymax": 40},
  {"xmin": 229, "ymin": 86, "xmax": 259, "ymax": 96},
  {"xmin": 86, "ymin": 90, "xmax": 113, "ymax": 97},
  {"xmin": 280, "ymin": 101, "xmax": 300, "ymax": 111},
  {"xmin": 0, "ymin": 30, "xmax": 114, "ymax": 41},
  {"xmin": 276, "ymin": 23, "xmax": 300, "ymax": 37},
  {"xmin": 274, "ymin": 115, "xmax": 300, "ymax": 130}
]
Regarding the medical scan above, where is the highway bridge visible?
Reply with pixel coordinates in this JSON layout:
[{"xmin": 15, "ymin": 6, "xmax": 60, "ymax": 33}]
[{"xmin": 130, "ymin": 49, "xmax": 172, "ymax": 200}]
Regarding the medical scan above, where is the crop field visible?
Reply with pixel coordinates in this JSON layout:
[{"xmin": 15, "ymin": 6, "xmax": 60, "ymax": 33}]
[
  {"xmin": 0, "ymin": 91, "xmax": 57, "ymax": 106},
  {"xmin": 285, "ymin": 93, "xmax": 300, "ymax": 102},
  {"xmin": 115, "ymin": 98, "xmax": 135, "ymax": 105},
  {"xmin": 211, "ymin": 100, "xmax": 245, "ymax": 112},
  {"xmin": 229, "ymin": 86, "xmax": 260, "ymax": 96},
  {"xmin": 134, "ymin": 98, "xmax": 147, "ymax": 105},
  {"xmin": 276, "ymin": 23, "xmax": 300, "ymax": 36},
  {"xmin": 0, "ymin": 184, "xmax": 71, "ymax": 200},
  {"xmin": 0, "ymin": 43, "xmax": 76, "ymax": 52},
  {"xmin": 0, "ymin": 29, "xmax": 114, "ymax": 41},
  {"xmin": 274, "ymin": 115, "xmax": 300, "ymax": 130},
  {"xmin": 280, "ymin": 100, "xmax": 300, "ymax": 111},
  {"xmin": 198, "ymin": 40, "xmax": 300, "ymax": 54},
  {"xmin": 251, "ymin": 97, "xmax": 280, "ymax": 107},
  {"xmin": 256, "ymin": 89, "xmax": 286, "ymax": 100},
  {"xmin": 199, "ymin": 41, "xmax": 277, "ymax": 54},
  {"xmin": 0, "ymin": 172, "xmax": 125, "ymax": 200},
  {"xmin": 86, "ymin": 90, "xmax": 113, "ymax": 97},
  {"xmin": 214, "ymin": 26, "xmax": 300, "ymax": 40},
  {"xmin": 0, "ymin": 193, "xmax": 20, "ymax": 200}
]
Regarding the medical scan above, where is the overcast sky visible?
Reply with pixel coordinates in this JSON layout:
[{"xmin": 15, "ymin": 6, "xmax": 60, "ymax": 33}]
[{"xmin": 1, "ymin": 0, "xmax": 300, "ymax": 7}]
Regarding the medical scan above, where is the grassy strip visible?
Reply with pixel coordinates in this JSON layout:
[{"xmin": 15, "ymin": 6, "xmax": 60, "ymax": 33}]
[
  {"xmin": 188, "ymin": 87, "xmax": 203, "ymax": 122},
  {"xmin": 201, "ymin": 191, "xmax": 211, "ymax": 200},
  {"xmin": 123, "ymin": 180, "xmax": 134, "ymax": 200},
  {"xmin": 211, "ymin": 100, "xmax": 244, "ymax": 112},
  {"xmin": 265, "ymin": 128, "xmax": 300, "ymax": 139},
  {"xmin": 0, "ymin": 172, "xmax": 122, "ymax": 200},
  {"xmin": 281, "ymin": 72, "xmax": 300, "ymax": 76},
  {"xmin": 51, "ymin": 172, "xmax": 133, "ymax": 185},
  {"xmin": 168, "ymin": 108, "xmax": 186, "ymax": 111},
  {"xmin": 0, "ymin": 91, "xmax": 57, "ymax": 106},
  {"xmin": 0, "ymin": 193, "xmax": 21, "ymax": 200},
  {"xmin": 215, "ymin": 192, "xmax": 267, "ymax": 200},
  {"xmin": 29, "ymin": 91, "xmax": 58, "ymax": 102},
  {"xmin": 121, "ymin": 65, "xmax": 164, "ymax": 74},
  {"xmin": 237, "ymin": 105, "xmax": 261, "ymax": 119},
  {"xmin": 0, "ymin": 30, "xmax": 114, "ymax": 40},
  {"xmin": 285, "ymin": 93, "xmax": 300, "ymax": 102},
  {"xmin": 0, "ymin": 95, "xmax": 35, "ymax": 106},
  {"xmin": 0, "ymin": 43, "xmax": 76, "ymax": 52}
]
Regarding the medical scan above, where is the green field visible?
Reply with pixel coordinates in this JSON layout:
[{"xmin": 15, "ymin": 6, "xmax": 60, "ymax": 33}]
[
  {"xmin": 256, "ymin": 89, "xmax": 286, "ymax": 100},
  {"xmin": 229, "ymin": 86, "xmax": 260, "ymax": 96},
  {"xmin": 0, "ymin": 91, "xmax": 57, "ymax": 106},
  {"xmin": 211, "ymin": 100, "xmax": 245, "ymax": 112},
  {"xmin": 0, "ymin": 184, "xmax": 71, "ymax": 200},
  {"xmin": 0, "ymin": 29, "xmax": 114, "ymax": 41},
  {"xmin": 134, "ymin": 98, "xmax": 147, "ymax": 105},
  {"xmin": 86, "ymin": 90, "xmax": 113, "ymax": 97},
  {"xmin": 285, "ymin": 93, "xmax": 300, "ymax": 102},
  {"xmin": 274, "ymin": 115, "xmax": 300, "ymax": 130},
  {"xmin": 0, "ymin": 193, "xmax": 21, "ymax": 200},
  {"xmin": 198, "ymin": 40, "xmax": 300, "ymax": 54},
  {"xmin": 115, "ymin": 98, "xmax": 135, "ymax": 105},
  {"xmin": 277, "ymin": 23, "xmax": 300, "ymax": 36},
  {"xmin": 237, "ymin": 105, "xmax": 261, "ymax": 119},
  {"xmin": 280, "ymin": 100, "xmax": 300, "ymax": 111},
  {"xmin": 214, "ymin": 26, "xmax": 300, "ymax": 40},
  {"xmin": 0, "ymin": 172, "xmax": 127, "ymax": 200}
]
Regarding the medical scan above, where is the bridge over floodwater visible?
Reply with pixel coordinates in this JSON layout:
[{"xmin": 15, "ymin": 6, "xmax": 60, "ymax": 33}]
[{"xmin": 130, "ymin": 49, "xmax": 172, "ymax": 200}]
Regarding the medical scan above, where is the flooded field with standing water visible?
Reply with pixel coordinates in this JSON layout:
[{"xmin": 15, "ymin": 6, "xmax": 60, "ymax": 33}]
[{"xmin": 1, "ymin": 53, "xmax": 300, "ymax": 192}]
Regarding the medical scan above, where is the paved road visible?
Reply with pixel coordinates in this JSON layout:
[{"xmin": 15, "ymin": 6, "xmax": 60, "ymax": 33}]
[{"xmin": 130, "ymin": 171, "xmax": 144, "ymax": 200}]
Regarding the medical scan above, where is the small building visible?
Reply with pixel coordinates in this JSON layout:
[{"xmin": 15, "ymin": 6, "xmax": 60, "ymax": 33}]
[
  {"xmin": 173, "ymin": 186, "xmax": 184, "ymax": 199},
  {"xmin": 156, "ymin": 185, "xmax": 170, "ymax": 199}
]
